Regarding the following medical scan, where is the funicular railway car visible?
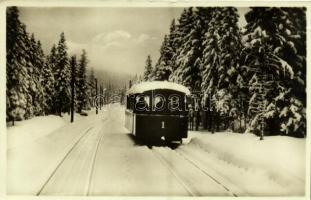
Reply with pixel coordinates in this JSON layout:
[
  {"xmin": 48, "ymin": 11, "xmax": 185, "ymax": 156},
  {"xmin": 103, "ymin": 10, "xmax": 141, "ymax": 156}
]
[{"xmin": 125, "ymin": 81, "xmax": 190, "ymax": 143}]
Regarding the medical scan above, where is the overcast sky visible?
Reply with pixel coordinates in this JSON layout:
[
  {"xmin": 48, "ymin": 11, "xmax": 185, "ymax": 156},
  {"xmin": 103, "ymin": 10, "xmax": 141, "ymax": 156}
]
[{"xmin": 19, "ymin": 7, "xmax": 249, "ymax": 75}]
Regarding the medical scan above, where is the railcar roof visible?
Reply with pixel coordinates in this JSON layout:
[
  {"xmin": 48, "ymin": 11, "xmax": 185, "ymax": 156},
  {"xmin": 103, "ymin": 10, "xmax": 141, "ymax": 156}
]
[{"xmin": 127, "ymin": 81, "xmax": 191, "ymax": 95}]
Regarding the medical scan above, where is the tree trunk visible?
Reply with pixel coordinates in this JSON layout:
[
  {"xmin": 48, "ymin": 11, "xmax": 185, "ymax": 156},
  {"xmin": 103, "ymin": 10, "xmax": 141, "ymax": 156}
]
[
  {"xmin": 204, "ymin": 110, "xmax": 208, "ymax": 129},
  {"xmin": 210, "ymin": 110, "xmax": 214, "ymax": 133},
  {"xmin": 239, "ymin": 96, "xmax": 242, "ymax": 132},
  {"xmin": 216, "ymin": 112, "xmax": 220, "ymax": 132},
  {"xmin": 59, "ymin": 104, "xmax": 62, "ymax": 117}
]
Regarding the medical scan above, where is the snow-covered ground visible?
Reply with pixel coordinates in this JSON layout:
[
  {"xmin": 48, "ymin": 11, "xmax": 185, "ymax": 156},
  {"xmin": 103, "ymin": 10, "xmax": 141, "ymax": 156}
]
[
  {"xmin": 181, "ymin": 131, "xmax": 306, "ymax": 196},
  {"xmin": 7, "ymin": 115, "xmax": 66, "ymax": 149},
  {"xmin": 7, "ymin": 109, "xmax": 107, "ymax": 195},
  {"xmin": 6, "ymin": 104, "xmax": 307, "ymax": 196},
  {"xmin": 7, "ymin": 111, "xmax": 97, "ymax": 149}
]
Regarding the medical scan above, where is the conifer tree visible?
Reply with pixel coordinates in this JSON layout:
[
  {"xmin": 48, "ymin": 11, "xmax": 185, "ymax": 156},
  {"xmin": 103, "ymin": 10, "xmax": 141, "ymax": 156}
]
[
  {"xmin": 54, "ymin": 32, "xmax": 70, "ymax": 116},
  {"xmin": 168, "ymin": 19, "xmax": 177, "ymax": 54},
  {"xmin": 87, "ymin": 68, "xmax": 95, "ymax": 108},
  {"xmin": 153, "ymin": 35, "xmax": 170, "ymax": 81},
  {"xmin": 21, "ymin": 27, "xmax": 37, "ymax": 119},
  {"xmin": 76, "ymin": 50, "xmax": 88, "ymax": 113},
  {"xmin": 243, "ymin": 7, "xmax": 306, "ymax": 137},
  {"xmin": 169, "ymin": 8, "xmax": 196, "ymax": 84},
  {"xmin": 153, "ymin": 19, "xmax": 178, "ymax": 81},
  {"xmin": 28, "ymin": 35, "xmax": 45, "ymax": 116},
  {"xmin": 143, "ymin": 55, "xmax": 152, "ymax": 81},
  {"xmin": 201, "ymin": 7, "xmax": 242, "ymax": 130},
  {"xmin": 170, "ymin": 7, "xmax": 213, "ymax": 92},
  {"xmin": 42, "ymin": 53, "xmax": 55, "ymax": 114},
  {"xmin": 6, "ymin": 7, "xmax": 30, "ymax": 123},
  {"xmin": 89, "ymin": 68, "xmax": 95, "ymax": 88},
  {"xmin": 46, "ymin": 44, "xmax": 58, "ymax": 113}
]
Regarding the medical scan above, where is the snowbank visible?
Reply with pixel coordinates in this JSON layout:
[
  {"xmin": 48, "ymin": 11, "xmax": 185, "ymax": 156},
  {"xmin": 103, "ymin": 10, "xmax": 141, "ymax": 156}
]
[
  {"xmin": 184, "ymin": 131, "xmax": 306, "ymax": 196},
  {"xmin": 7, "ymin": 109, "xmax": 100, "ymax": 149},
  {"xmin": 7, "ymin": 115, "xmax": 66, "ymax": 149}
]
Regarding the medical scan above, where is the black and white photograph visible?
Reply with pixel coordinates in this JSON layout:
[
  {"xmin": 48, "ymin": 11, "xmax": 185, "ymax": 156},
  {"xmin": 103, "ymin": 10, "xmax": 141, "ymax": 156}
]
[{"xmin": 2, "ymin": 1, "xmax": 310, "ymax": 198}]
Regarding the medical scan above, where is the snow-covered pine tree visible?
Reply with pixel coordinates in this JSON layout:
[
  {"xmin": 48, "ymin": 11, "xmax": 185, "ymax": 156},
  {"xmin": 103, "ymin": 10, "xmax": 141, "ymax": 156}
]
[
  {"xmin": 235, "ymin": 66, "xmax": 250, "ymax": 132},
  {"xmin": 243, "ymin": 7, "xmax": 306, "ymax": 137},
  {"xmin": 42, "ymin": 52, "xmax": 55, "ymax": 115},
  {"xmin": 218, "ymin": 7, "xmax": 243, "ymax": 131},
  {"xmin": 154, "ymin": 19, "xmax": 178, "ymax": 81},
  {"xmin": 36, "ymin": 41, "xmax": 46, "ymax": 114},
  {"xmin": 172, "ymin": 8, "xmax": 201, "ymax": 91},
  {"xmin": 169, "ymin": 8, "xmax": 196, "ymax": 85},
  {"xmin": 168, "ymin": 18, "xmax": 176, "ymax": 37},
  {"xmin": 46, "ymin": 44, "xmax": 58, "ymax": 114},
  {"xmin": 143, "ymin": 55, "xmax": 152, "ymax": 81},
  {"xmin": 89, "ymin": 68, "xmax": 95, "ymax": 87},
  {"xmin": 6, "ymin": 7, "xmax": 40, "ymax": 123},
  {"xmin": 153, "ymin": 35, "xmax": 171, "ymax": 81},
  {"xmin": 247, "ymin": 71, "xmax": 274, "ymax": 138},
  {"xmin": 28, "ymin": 35, "xmax": 45, "ymax": 116},
  {"xmin": 168, "ymin": 18, "xmax": 177, "ymax": 66},
  {"xmin": 201, "ymin": 7, "xmax": 242, "ymax": 131},
  {"xmin": 278, "ymin": 8, "xmax": 306, "ymax": 137},
  {"xmin": 6, "ymin": 7, "xmax": 29, "ymax": 123},
  {"xmin": 20, "ymin": 27, "xmax": 37, "ymax": 119},
  {"xmin": 87, "ymin": 68, "xmax": 95, "ymax": 108},
  {"xmin": 76, "ymin": 50, "xmax": 88, "ymax": 113},
  {"xmin": 55, "ymin": 32, "xmax": 71, "ymax": 116}
]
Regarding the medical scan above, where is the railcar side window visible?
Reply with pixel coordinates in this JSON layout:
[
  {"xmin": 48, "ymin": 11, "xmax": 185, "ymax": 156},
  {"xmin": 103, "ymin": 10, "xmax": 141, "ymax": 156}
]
[
  {"xmin": 168, "ymin": 95, "xmax": 180, "ymax": 111},
  {"xmin": 145, "ymin": 96, "xmax": 150, "ymax": 108},
  {"xmin": 153, "ymin": 95, "xmax": 165, "ymax": 111},
  {"xmin": 135, "ymin": 95, "xmax": 150, "ymax": 111}
]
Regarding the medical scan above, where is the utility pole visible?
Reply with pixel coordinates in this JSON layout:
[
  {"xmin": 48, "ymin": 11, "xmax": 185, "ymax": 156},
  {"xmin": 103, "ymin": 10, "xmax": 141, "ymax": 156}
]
[
  {"xmin": 70, "ymin": 56, "xmax": 76, "ymax": 123},
  {"xmin": 99, "ymin": 84, "xmax": 102, "ymax": 110},
  {"xmin": 95, "ymin": 78, "xmax": 98, "ymax": 114}
]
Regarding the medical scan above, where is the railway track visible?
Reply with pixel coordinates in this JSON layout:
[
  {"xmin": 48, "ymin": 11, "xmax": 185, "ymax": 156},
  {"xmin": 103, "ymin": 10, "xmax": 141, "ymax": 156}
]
[
  {"xmin": 36, "ymin": 111, "xmax": 237, "ymax": 196},
  {"xmin": 175, "ymin": 148, "xmax": 238, "ymax": 197},
  {"xmin": 37, "ymin": 118, "xmax": 108, "ymax": 196},
  {"xmin": 150, "ymin": 147, "xmax": 195, "ymax": 196},
  {"xmin": 149, "ymin": 145, "xmax": 237, "ymax": 197},
  {"xmin": 86, "ymin": 124, "xmax": 107, "ymax": 196}
]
